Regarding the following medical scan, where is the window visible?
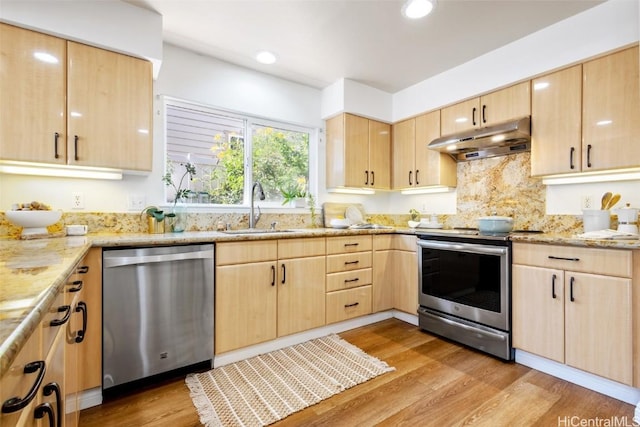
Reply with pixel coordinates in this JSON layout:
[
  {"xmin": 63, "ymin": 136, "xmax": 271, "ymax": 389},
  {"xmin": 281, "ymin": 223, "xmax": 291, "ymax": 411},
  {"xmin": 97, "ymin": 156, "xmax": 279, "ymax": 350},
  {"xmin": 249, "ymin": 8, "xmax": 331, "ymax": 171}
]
[{"xmin": 164, "ymin": 98, "xmax": 313, "ymax": 207}]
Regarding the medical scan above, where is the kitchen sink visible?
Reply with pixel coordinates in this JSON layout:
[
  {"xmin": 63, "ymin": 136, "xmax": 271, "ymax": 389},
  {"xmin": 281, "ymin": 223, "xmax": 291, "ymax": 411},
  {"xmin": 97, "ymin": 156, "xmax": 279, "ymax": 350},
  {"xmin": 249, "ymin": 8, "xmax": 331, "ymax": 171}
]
[{"xmin": 221, "ymin": 229, "xmax": 295, "ymax": 235}]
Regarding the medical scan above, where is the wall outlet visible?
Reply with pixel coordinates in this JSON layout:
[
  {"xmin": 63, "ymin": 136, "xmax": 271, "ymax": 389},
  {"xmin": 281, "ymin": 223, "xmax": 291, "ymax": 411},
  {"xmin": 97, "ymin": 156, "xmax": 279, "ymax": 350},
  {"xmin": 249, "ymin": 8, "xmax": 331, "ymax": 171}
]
[
  {"xmin": 581, "ymin": 195, "xmax": 593, "ymax": 210},
  {"xmin": 128, "ymin": 194, "xmax": 146, "ymax": 211},
  {"xmin": 72, "ymin": 192, "xmax": 85, "ymax": 209}
]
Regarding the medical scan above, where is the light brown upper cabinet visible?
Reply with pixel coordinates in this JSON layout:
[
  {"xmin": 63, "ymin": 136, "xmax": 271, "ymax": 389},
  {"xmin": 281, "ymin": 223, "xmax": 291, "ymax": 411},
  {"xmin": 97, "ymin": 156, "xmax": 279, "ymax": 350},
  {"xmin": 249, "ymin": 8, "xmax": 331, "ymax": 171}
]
[
  {"xmin": 392, "ymin": 110, "xmax": 456, "ymax": 189},
  {"xmin": 440, "ymin": 82, "xmax": 531, "ymax": 136},
  {"xmin": 532, "ymin": 46, "xmax": 640, "ymax": 176},
  {"xmin": 326, "ymin": 113, "xmax": 390, "ymax": 190},
  {"xmin": 0, "ymin": 23, "xmax": 153, "ymax": 171},
  {"xmin": 530, "ymin": 65, "xmax": 583, "ymax": 176}
]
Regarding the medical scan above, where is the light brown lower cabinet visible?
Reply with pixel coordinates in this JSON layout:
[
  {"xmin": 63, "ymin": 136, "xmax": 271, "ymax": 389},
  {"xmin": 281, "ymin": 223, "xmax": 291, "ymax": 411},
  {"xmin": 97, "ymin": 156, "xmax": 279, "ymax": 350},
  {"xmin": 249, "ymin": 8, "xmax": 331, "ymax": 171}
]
[
  {"xmin": 215, "ymin": 238, "xmax": 326, "ymax": 354},
  {"xmin": 373, "ymin": 235, "xmax": 418, "ymax": 314},
  {"xmin": 512, "ymin": 243, "xmax": 633, "ymax": 385}
]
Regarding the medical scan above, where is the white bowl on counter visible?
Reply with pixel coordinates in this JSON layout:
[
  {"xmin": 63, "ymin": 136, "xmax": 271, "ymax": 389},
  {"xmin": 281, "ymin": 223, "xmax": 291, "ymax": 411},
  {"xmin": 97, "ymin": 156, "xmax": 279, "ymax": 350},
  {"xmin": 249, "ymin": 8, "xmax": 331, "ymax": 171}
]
[
  {"xmin": 477, "ymin": 216, "xmax": 513, "ymax": 233},
  {"xmin": 329, "ymin": 218, "xmax": 351, "ymax": 229},
  {"xmin": 5, "ymin": 210, "xmax": 62, "ymax": 236}
]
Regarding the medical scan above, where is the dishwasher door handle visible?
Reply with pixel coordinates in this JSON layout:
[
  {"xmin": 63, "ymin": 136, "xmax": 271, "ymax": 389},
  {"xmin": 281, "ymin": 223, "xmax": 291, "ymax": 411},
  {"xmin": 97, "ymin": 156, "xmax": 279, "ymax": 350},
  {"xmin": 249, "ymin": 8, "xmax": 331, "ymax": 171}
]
[{"xmin": 103, "ymin": 249, "xmax": 213, "ymax": 268}]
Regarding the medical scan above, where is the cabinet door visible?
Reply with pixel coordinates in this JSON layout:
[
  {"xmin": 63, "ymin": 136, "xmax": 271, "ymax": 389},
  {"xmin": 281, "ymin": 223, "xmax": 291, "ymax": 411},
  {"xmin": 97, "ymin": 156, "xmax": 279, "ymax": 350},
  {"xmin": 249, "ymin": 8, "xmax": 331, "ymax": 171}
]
[
  {"xmin": 393, "ymin": 250, "xmax": 418, "ymax": 315},
  {"xmin": 325, "ymin": 114, "xmax": 345, "ymax": 189},
  {"xmin": 415, "ymin": 110, "xmax": 456, "ymax": 187},
  {"xmin": 391, "ymin": 118, "xmax": 415, "ymax": 189},
  {"xmin": 441, "ymin": 97, "xmax": 480, "ymax": 135},
  {"xmin": 277, "ymin": 256, "xmax": 326, "ymax": 337},
  {"xmin": 479, "ymin": 81, "xmax": 531, "ymax": 126},
  {"xmin": 0, "ymin": 23, "xmax": 66, "ymax": 164},
  {"xmin": 564, "ymin": 272, "xmax": 632, "ymax": 385},
  {"xmin": 531, "ymin": 65, "xmax": 582, "ymax": 176},
  {"xmin": 512, "ymin": 265, "xmax": 565, "ymax": 363},
  {"xmin": 582, "ymin": 46, "xmax": 640, "ymax": 171},
  {"xmin": 372, "ymin": 250, "xmax": 394, "ymax": 312},
  {"xmin": 368, "ymin": 120, "xmax": 391, "ymax": 189},
  {"xmin": 344, "ymin": 114, "xmax": 370, "ymax": 187},
  {"xmin": 215, "ymin": 262, "xmax": 277, "ymax": 353},
  {"xmin": 42, "ymin": 330, "xmax": 66, "ymax": 427},
  {"xmin": 78, "ymin": 248, "xmax": 102, "ymax": 391},
  {"xmin": 67, "ymin": 41, "xmax": 152, "ymax": 171}
]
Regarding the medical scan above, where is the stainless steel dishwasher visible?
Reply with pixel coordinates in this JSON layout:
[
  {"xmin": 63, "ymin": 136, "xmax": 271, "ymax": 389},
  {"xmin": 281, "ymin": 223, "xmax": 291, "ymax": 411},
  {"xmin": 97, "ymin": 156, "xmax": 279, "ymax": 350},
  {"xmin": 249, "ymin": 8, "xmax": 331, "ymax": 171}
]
[{"xmin": 102, "ymin": 244, "xmax": 214, "ymax": 391}]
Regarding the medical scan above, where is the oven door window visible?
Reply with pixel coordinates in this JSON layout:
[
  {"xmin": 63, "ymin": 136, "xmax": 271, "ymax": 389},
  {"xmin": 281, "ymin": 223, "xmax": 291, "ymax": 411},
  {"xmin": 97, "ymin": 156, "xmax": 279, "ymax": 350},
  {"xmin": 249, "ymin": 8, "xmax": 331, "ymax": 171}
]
[{"xmin": 422, "ymin": 249, "xmax": 502, "ymax": 313}]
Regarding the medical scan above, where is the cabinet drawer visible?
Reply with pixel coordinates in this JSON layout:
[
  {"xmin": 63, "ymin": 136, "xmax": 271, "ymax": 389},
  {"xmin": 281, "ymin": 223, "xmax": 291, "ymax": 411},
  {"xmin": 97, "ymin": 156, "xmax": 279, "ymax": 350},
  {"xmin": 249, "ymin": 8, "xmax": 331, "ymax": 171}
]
[
  {"xmin": 326, "ymin": 235, "xmax": 372, "ymax": 254},
  {"xmin": 278, "ymin": 237, "xmax": 325, "ymax": 259},
  {"xmin": 373, "ymin": 234, "xmax": 417, "ymax": 251},
  {"xmin": 216, "ymin": 240, "xmax": 277, "ymax": 265},
  {"xmin": 513, "ymin": 243, "xmax": 632, "ymax": 277},
  {"xmin": 326, "ymin": 285, "xmax": 372, "ymax": 324},
  {"xmin": 326, "ymin": 252, "xmax": 372, "ymax": 273},
  {"xmin": 326, "ymin": 268, "xmax": 372, "ymax": 292}
]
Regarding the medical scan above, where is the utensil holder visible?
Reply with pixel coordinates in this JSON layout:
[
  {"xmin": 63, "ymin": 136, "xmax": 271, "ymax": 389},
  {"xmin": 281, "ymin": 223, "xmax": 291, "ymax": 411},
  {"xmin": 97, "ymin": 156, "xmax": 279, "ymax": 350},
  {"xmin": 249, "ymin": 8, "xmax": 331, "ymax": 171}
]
[{"xmin": 582, "ymin": 209, "xmax": 610, "ymax": 232}]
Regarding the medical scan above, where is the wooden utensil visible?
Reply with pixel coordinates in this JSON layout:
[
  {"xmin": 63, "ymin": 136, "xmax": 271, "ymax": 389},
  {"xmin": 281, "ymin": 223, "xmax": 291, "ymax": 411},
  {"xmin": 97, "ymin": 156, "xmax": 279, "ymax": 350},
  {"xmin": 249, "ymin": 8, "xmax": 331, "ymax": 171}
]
[
  {"xmin": 606, "ymin": 193, "xmax": 621, "ymax": 210},
  {"xmin": 601, "ymin": 192, "xmax": 612, "ymax": 210}
]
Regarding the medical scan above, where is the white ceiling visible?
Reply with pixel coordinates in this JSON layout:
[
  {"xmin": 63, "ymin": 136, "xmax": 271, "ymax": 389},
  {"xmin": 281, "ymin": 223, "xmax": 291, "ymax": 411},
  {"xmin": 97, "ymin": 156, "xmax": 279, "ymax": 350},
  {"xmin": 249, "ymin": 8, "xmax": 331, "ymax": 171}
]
[{"xmin": 123, "ymin": 0, "xmax": 604, "ymax": 93}]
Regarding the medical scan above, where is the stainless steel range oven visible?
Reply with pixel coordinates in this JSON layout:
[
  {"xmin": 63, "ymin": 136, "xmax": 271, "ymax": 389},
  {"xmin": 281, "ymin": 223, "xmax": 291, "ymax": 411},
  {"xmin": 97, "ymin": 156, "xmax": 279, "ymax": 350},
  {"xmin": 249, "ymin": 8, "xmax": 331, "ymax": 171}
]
[{"xmin": 417, "ymin": 230, "xmax": 514, "ymax": 360}]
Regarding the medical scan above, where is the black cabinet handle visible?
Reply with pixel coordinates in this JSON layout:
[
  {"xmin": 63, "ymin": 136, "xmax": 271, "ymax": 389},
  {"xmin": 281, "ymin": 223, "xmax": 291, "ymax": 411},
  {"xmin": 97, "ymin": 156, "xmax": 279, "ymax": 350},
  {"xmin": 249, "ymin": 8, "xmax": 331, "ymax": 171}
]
[
  {"xmin": 344, "ymin": 278, "xmax": 359, "ymax": 283},
  {"xmin": 364, "ymin": 170, "xmax": 369, "ymax": 185},
  {"xmin": 67, "ymin": 280, "xmax": 83, "ymax": 293},
  {"xmin": 586, "ymin": 144, "xmax": 592, "ymax": 168},
  {"xmin": 77, "ymin": 265, "xmax": 89, "ymax": 274},
  {"xmin": 344, "ymin": 302, "xmax": 359, "ymax": 308},
  {"xmin": 74, "ymin": 135, "xmax": 79, "ymax": 161},
  {"xmin": 548, "ymin": 255, "xmax": 580, "ymax": 262},
  {"xmin": 344, "ymin": 260, "xmax": 359, "ymax": 265},
  {"xmin": 482, "ymin": 105, "xmax": 487, "ymax": 123},
  {"xmin": 570, "ymin": 277, "xmax": 575, "ymax": 302},
  {"xmin": 42, "ymin": 382, "xmax": 61, "ymax": 427},
  {"xmin": 371, "ymin": 171, "xmax": 374, "ymax": 186},
  {"xmin": 344, "ymin": 243, "xmax": 359, "ymax": 247},
  {"xmin": 75, "ymin": 302, "xmax": 87, "ymax": 343},
  {"xmin": 408, "ymin": 170, "xmax": 412, "ymax": 186},
  {"xmin": 1, "ymin": 360, "xmax": 46, "ymax": 413},
  {"xmin": 281, "ymin": 264, "xmax": 286, "ymax": 285},
  {"xmin": 33, "ymin": 402, "xmax": 54, "ymax": 427},
  {"xmin": 50, "ymin": 305, "xmax": 72, "ymax": 327},
  {"xmin": 54, "ymin": 132, "xmax": 60, "ymax": 159},
  {"xmin": 271, "ymin": 265, "xmax": 275, "ymax": 286},
  {"xmin": 551, "ymin": 274, "xmax": 557, "ymax": 299},
  {"xmin": 569, "ymin": 147, "xmax": 575, "ymax": 169},
  {"xmin": 415, "ymin": 170, "xmax": 419, "ymax": 185},
  {"xmin": 472, "ymin": 107, "xmax": 477, "ymax": 126}
]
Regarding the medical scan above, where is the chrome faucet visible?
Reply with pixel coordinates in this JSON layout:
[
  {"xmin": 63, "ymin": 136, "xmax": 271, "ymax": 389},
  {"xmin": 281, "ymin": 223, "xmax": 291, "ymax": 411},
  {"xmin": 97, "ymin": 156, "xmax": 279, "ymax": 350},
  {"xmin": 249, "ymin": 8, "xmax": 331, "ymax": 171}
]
[{"xmin": 250, "ymin": 181, "xmax": 266, "ymax": 228}]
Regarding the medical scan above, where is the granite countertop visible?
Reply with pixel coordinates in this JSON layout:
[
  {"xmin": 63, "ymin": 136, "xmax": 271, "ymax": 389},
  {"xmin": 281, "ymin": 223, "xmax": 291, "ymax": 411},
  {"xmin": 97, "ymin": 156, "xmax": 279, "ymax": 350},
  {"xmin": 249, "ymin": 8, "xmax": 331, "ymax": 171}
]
[{"xmin": 1, "ymin": 227, "xmax": 639, "ymax": 377}]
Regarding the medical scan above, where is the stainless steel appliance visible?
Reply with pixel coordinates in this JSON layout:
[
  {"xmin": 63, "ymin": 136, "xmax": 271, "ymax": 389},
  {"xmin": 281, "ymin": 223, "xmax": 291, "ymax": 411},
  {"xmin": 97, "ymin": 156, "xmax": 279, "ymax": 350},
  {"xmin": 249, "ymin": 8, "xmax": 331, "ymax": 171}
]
[
  {"xmin": 417, "ymin": 229, "xmax": 513, "ymax": 360},
  {"xmin": 102, "ymin": 244, "xmax": 214, "ymax": 391}
]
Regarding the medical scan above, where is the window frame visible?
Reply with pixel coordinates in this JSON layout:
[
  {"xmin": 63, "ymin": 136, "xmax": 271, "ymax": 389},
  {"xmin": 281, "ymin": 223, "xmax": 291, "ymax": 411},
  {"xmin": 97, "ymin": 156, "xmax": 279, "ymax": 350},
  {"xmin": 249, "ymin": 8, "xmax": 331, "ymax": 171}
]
[{"xmin": 161, "ymin": 96, "xmax": 318, "ymax": 211}]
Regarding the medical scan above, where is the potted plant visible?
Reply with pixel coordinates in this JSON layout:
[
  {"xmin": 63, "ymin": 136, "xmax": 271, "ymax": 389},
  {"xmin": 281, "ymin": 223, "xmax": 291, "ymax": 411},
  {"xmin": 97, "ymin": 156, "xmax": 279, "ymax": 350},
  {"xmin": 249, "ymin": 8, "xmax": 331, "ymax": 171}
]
[
  {"xmin": 280, "ymin": 179, "xmax": 307, "ymax": 207},
  {"xmin": 162, "ymin": 162, "xmax": 196, "ymax": 232}
]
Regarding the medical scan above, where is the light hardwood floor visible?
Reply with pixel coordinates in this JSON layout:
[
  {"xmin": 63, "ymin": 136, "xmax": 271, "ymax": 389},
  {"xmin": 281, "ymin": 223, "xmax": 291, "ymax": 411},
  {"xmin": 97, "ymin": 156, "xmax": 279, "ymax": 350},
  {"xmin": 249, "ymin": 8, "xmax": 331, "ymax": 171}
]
[{"xmin": 80, "ymin": 318, "xmax": 635, "ymax": 426}]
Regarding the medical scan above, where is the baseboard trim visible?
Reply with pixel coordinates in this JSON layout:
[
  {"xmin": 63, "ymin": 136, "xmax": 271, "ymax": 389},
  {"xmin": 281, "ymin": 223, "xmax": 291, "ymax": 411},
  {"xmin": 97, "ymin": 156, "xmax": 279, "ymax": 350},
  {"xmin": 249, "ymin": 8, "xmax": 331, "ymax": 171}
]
[
  {"xmin": 515, "ymin": 349, "xmax": 640, "ymax": 405},
  {"xmin": 78, "ymin": 388, "xmax": 103, "ymax": 411}
]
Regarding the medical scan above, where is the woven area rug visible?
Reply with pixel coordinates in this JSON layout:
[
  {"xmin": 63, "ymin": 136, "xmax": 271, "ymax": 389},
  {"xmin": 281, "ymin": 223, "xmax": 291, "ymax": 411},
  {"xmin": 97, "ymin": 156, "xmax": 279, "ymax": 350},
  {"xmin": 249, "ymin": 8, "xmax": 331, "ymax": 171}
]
[{"xmin": 185, "ymin": 334, "xmax": 395, "ymax": 427}]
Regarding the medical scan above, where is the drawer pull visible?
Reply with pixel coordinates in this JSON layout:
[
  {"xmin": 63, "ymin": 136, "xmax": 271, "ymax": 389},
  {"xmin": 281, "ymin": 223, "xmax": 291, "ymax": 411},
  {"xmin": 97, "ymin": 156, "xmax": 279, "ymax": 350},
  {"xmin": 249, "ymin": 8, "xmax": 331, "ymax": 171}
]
[
  {"xmin": 67, "ymin": 280, "xmax": 83, "ymax": 293},
  {"xmin": 570, "ymin": 277, "xmax": 575, "ymax": 302},
  {"xmin": 75, "ymin": 302, "xmax": 87, "ymax": 343},
  {"xmin": 42, "ymin": 382, "xmax": 62, "ymax": 427},
  {"xmin": 50, "ymin": 305, "xmax": 72, "ymax": 327},
  {"xmin": 77, "ymin": 265, "xmax": 89, "ymax": 274},
  {"xmin": 344, "ymin": 260, "xmax": 359, "ymax": 265},
  {"xmin": 1, "ymin": 360, "xmax": 46, "ymax": 413},
  {"xmin": 344, "ymin": 243, "xmax": 359, "ymax": 247},
  {"xmin": 344, "ymin": 278, "xmax": 359, "ymax": 283},
  {"xmin": 33, "ymin": 402, "xmax": 54, "ymax": 427},
  {"xmin": 271, "ymin": 265, "xmax": 275, "ymax": 286},
  {"xmin": 551, "ymin": 274, "xmax": 557, "ymax": 299},
  {"xmin": 548, "ymin": 255, "xmax": 580, "ymax": 262},
  {"xmin": 344, "ymin": 302, "xmax": 359, "ymax": 308}
]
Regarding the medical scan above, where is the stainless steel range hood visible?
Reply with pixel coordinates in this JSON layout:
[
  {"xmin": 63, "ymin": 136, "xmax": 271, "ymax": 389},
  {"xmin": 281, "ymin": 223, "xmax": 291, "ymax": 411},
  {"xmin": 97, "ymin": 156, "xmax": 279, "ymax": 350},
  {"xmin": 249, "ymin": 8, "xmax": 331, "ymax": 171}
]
[{"xmin": 429, "ymin": 116, "xmax": 531, "ymax": 161}]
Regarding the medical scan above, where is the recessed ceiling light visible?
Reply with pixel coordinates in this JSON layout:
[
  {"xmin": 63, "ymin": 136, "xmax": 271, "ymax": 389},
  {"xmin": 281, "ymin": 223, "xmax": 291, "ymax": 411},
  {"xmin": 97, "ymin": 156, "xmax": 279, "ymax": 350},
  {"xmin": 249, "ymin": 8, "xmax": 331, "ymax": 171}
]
[
  {"xmin": 256, "ymin": 51, "xmax": 277, "ymax": 65},
  {"xmin": 402, "ymin": 0, "xmax": 436, "ymax": 19}
]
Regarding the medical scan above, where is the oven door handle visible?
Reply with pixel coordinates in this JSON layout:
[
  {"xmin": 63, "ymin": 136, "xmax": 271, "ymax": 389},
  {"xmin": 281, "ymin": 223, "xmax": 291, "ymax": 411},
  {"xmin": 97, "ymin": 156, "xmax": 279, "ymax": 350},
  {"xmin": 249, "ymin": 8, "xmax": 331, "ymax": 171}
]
[
  {"xmin": 417, "ymin": 240, "xmax": 508, "ymax": 256},
  {"xmin": 419, "ymin": 309, "xmax": 507, "ymax": 342}
]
